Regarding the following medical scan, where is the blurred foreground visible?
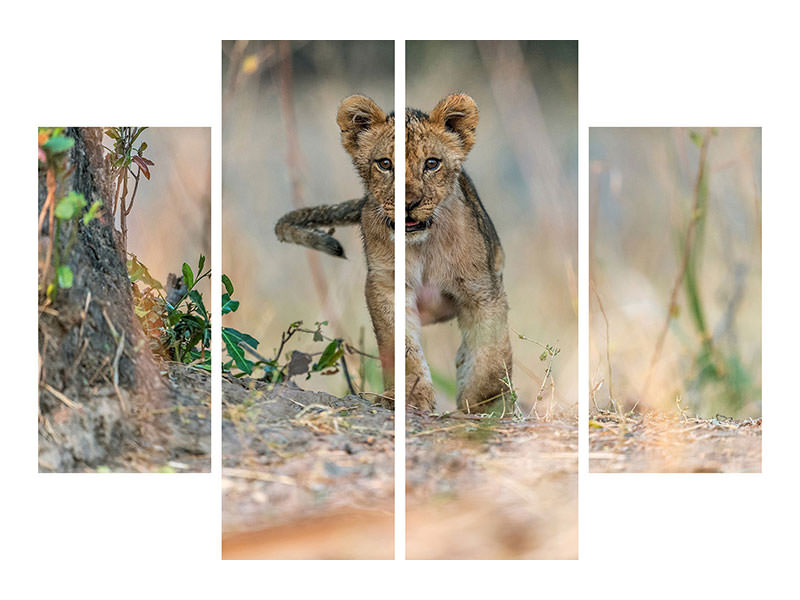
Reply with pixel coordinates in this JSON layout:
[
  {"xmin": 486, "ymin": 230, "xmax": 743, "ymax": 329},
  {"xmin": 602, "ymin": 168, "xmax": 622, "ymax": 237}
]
[
  {"xmin": 407, "ymin": 410, "xmax": 577, "ymax": 559},
  {"xmin": 221, "ymin": 380, "xmax": 394, "ymax": 559}
]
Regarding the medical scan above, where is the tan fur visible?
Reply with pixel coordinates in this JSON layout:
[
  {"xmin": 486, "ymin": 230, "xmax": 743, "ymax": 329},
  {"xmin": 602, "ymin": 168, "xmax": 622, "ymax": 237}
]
[
  {"xmin": 275, "ymin": 93, "xmax": 511, "ymax": 413},
  {"xmin": 276, "ymin": 95, "xmax": 397, "ymax": 397},
  {"xmin": 405, "ymin": 95, "xmax": 511, "ymax": 411}
]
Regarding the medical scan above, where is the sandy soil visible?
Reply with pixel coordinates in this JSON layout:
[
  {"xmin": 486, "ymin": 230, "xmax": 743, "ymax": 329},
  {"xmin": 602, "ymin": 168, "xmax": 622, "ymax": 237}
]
[
  {"xmin": 221, "ymin": 378, "xmax": 578, "ymax": 560},
  {"xmin": 589, "ymin": 411, "xmax": 762, "ymax": 473},
  {"xmin": 221, "ymin": 380, "xmax": 394, "ymax": 559},
  {"xmin": 39, "ymin": 362, "xmax": 211, "ymax": 472},
  {"xmin": 406, "ymin": 410, "xmax": 578, "ymax": 559}
]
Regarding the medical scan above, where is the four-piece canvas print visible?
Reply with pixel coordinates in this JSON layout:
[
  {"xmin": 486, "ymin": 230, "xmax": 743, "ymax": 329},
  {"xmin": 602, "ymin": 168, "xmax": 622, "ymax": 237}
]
[{"xmin": 36, "ymin": 40, "xmax": 761, "ymax": 560}]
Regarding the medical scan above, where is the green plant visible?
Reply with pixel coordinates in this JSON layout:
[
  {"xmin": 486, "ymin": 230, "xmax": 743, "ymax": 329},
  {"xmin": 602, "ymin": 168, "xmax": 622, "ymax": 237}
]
[
  {"xmin": 129, "ymin": 254, "xmax": 377, "ymax": 390},
  {"xmin": 38, "ymin": 128, "xmax": 103, "ymax": 304},
  {"xmin": 642, "ymin": 129, "xmax": 758, "ymax": 416},
  {"xmin": 104, "ymin": 127, "xmax": 154, "ymax": 252},
  {"xmin": 220, "ymin": 274, "xmax": 261, "ymax": 375},
  {"xmin": 223, "ymin": 316, "xmax": 347, "ymax": 382},
  {"xmin": 129, "ymin": 254, "xmax": 212, "ymax": 369},
  {"xmin": 164, "ymin": 256, "xmax": 212, "ymax": 366},
  {"xmin": 682, "ymin": 130, "xmax": 753, "ymax": 413}
]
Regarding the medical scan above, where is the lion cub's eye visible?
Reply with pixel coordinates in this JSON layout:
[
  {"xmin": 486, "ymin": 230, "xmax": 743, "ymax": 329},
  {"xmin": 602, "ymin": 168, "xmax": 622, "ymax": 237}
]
[
  {"xmin": 424, "ymin": 158, "xmax": 441, "ymax": 171},
  {"xmin": 376, "ymin": 158, "xmax": 393, "ymax": 171}
]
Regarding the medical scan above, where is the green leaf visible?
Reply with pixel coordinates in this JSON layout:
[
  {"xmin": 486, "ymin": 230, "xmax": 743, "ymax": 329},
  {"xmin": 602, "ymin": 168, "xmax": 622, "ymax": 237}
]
[
  {"xmin": 189, "ymin": 290, "xmax": 207, "ymax": 319},
  {"xmin": 130, "ymin": 127, "xmax": 147, "ymax": 146},
  {"xmin": 43, "ymin": 135, "xmax": 75, "ymax": 154},
  {"xmin": 166, "ymin": 309, "xmax": 184, "ymax": 327},
  {"xmin": 222, "ymin": 274, "xmax": 234, "ymax": 296},
  {"xmin": 83, "ymin": 200, "xmax": 102, "ymax": 225},
  {"xmin": 182, "ymin": 263, "xmax": 194, "ymax": 290},
  {"xmin": 221, "ymin": 293, "xmax": 239, "ymax": 315},
  {"xmin": 57, "ymin": 265, "xmax": 73, "ymax": 288},
  {"xmin": 54, "ymin": 199, "xmax": 75, "ymax": 220},
  {"xmin": 179, "ymin": 314, "xmax": 206, "ymax": 329},
  {"xmin": 689, "ymin": 131, "xmax": 703, "ymax": 148},
  {"xmin": 223, "ymin": 327, "xmax": 259, "ymax": 350},
  {"xmin": 222, "ymin": 329, "xmax": 253, "ymax": 374},
  {"xmin": 54, "ymin": 192, "xmax": 86, "ymax": 220},
  {"xmin": 193, "ymin": 361, "xmax": 212, "ymax": 372},
  {"xmin": 314, "ymin": 339, "xmax": 344, "ymax": 371},
  {"xmin": 197, "ymin": 254, "xmax": 206, "ymax": 274}
]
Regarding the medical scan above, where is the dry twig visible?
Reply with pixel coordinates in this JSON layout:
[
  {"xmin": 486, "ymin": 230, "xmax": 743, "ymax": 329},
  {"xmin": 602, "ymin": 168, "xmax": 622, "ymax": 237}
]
[{"xmin": 42, "ymin": 382, "xmax": 83, "ymax": 410}]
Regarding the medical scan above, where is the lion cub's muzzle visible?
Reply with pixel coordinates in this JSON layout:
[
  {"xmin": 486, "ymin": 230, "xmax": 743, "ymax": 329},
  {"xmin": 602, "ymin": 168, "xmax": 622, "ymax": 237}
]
[{"xmin": 405, "ymin": 199, "xmax": 433, "ymax": 233}]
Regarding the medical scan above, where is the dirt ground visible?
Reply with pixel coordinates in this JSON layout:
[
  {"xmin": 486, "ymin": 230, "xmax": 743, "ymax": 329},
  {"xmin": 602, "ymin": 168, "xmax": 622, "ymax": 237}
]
[
  {"xmin": 38, "ymin": 362, "xmax": 211, "ymax": 472},
  {"xmin": 221, "ymin": 379, "xmax": 395, "ymax": 559},
  {"xmin": 589, "ymin": 411, "xmax": 762, "ymax": 473},
  {"xmin": 221, "ymin": 378, "xmax": 578, "ymax": 560},
  {"xmin": 406, "ymin": 410, "xmax": 578, "ymax": 559}
]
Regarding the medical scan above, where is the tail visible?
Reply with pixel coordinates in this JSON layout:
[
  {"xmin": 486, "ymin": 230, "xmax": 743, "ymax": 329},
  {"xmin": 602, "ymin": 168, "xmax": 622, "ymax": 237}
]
[{"xmin": 274, "ymin": 197, "xmax": 365, "ymax": 258}]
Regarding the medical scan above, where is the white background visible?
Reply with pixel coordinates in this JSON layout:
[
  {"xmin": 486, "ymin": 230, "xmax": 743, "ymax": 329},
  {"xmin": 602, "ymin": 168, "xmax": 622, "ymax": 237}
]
[{"xmin": 1, "ymin": 1, "xmax": 796, "ymax": 598}]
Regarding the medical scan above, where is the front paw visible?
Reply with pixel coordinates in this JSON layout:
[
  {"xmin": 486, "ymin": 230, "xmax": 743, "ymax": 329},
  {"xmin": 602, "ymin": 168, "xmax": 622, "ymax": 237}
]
[
  {"xmin": 406, "ymin": 374, "xmax": 435, "ymax": 411},
  {"xmin": 457, "ymin": 387, "xmax": 511, "ymax": 415},
  {"xmin": 379, "ymin": 385, "xmax": 395, "ymax": 407}
]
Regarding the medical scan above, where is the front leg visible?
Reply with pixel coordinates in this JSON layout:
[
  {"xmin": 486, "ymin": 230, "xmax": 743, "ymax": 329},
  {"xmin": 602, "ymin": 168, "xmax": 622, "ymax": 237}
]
[
  {"xmin": 365, "ymin": 269, "xmax": 394, "ymax": 401},
  {"xmin": 406, "ymin": 286, "xmax": 435, "ymax": 411},
  {"xmin": 455, "ymin": 292, "xmax": 513, "ymax": 413}
]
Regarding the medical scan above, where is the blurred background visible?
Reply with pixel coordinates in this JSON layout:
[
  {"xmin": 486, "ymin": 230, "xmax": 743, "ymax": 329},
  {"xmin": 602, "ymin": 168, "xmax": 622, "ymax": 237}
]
[
  {"xmin": 123, "ymin": 127, "xmax": 211, "ymax": 299},
  {"xmin": 222, "ymin": 41, "xmax": 393, "ymax": 396},
  {"xmin": 590, "ymin": 128, "xmax": 761, "ymax": 418},
  {"xmin": 407, "ymin": 41, "xmax": 578, "ymax": 415}
]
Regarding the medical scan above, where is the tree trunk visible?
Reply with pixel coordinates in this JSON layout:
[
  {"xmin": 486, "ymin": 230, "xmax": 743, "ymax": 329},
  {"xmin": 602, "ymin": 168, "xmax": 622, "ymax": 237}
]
[{"xmin": 38, "ymin": 127, "xmax": 161, "ymax": 471}]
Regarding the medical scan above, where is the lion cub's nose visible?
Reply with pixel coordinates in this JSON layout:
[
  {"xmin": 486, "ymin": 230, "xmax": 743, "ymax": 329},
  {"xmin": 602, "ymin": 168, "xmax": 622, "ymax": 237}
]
[{"xmin": 406, "ymin": 199, "xmax": 422, "ymax": 211}]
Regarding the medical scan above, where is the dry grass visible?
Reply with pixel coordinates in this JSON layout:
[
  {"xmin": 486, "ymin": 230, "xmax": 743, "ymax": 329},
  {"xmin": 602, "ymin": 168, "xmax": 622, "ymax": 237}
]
[
  {"xmin": 590, "ymin": 127, "xmax": 761, "ymax": 419},
  {"xmin": 589, "ymin": 410, "xmax": 761, "ymax": 473}
]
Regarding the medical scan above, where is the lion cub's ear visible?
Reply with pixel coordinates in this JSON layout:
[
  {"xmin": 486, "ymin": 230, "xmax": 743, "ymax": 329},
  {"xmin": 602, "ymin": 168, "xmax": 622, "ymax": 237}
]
[
  {"xmin": 430, "ymin": 93, "xmax": 479, "ymax": 155},
  {"xmin": 337, "ymin": 95, "xmax": 387, "ymax": 156}
]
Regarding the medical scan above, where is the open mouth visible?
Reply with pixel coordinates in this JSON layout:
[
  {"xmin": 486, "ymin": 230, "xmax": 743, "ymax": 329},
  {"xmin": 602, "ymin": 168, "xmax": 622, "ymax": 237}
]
[
  {"xmin": 384, "ymin": 216, "xmax": 433, "ymax": 233},
  {"xmin": 405, "ymin": 217, "xmax": 431, "ymax": 233}
]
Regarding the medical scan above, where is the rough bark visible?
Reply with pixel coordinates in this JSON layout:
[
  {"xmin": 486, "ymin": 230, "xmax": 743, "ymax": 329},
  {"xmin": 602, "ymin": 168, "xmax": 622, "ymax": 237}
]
[{"xmin": 38, "ymin": 127, "xmax": 161, "ymax": 471}]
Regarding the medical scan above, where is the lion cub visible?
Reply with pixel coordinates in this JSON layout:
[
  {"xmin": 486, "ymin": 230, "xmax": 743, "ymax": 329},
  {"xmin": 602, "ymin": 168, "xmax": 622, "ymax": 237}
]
[{"xmin": 276, "ymin": 93, "xmax": 511, "ymax": 413}]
